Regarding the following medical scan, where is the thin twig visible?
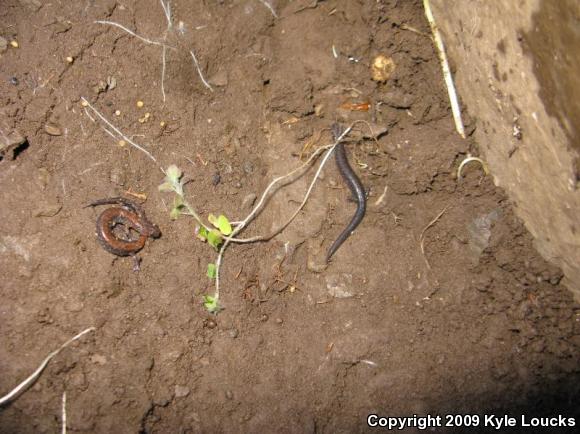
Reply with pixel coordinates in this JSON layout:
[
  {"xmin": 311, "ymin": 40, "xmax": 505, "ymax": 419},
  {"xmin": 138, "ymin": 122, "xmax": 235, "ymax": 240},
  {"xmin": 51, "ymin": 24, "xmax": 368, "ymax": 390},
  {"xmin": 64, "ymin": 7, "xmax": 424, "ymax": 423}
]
[
  {"xmin": 190, "ymin": 50, "xmax": 214, "ymax": 92},
  {"xmin": 423, "ymin": 0, "xmax": 465, "ymax": 139},
  {"xmin": 81, "ymin": 97, "xmax": 160, "ymax": 167},
  {"xmin": 419, "ymin": 205, "xmax": 449, "ymax": 269},
  {"xmin": 0, "ymin": 327, "xmax": 95, "ymax": 406}
]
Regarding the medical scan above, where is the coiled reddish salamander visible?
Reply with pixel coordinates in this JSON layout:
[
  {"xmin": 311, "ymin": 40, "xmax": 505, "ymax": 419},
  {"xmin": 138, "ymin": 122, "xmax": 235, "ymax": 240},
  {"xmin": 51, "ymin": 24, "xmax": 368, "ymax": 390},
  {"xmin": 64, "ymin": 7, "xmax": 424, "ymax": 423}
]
[
  {"xmin": 87, "ymin": 197, "xmax": 161, "ymax": 257},
  {"xmin": 326, "ymin": 124, "xmax": 366, "ymax": 262}
]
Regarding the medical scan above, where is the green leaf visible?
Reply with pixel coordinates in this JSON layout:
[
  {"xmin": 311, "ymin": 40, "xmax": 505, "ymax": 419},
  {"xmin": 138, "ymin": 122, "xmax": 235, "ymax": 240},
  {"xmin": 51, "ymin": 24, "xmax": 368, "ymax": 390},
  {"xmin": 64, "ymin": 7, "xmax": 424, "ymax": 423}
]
[
  {"xmin": 207, "ymin": 229, "xmax": 223, "ymax": 250},
  {"xmin": 197, "ymin": 226, "xmax": 209, "ymax": 241},
  {"xmin": 208, "ymin": 213, "xmax": 232, "ymax": 236},
  {"xmin": 158, "ymin": 181, "xmax": 174, "ymax": 192},
  {"xmin": 208, "ymin": 214, "xmax": 218, "ymax": 227},
  {"xmin": 203, "ymin": 295, "xmax": 220, "ymax": 313},
  {"xmin": 207, "ymin": 263, "xmax": 217, "ymax": 279},
  {"xmin": 170, "ymin": 206, "xmax": 181, "ymax": 220},
  {"xmin": 216, "ymin": 215, "xmax": 232, "ymax": 235}
]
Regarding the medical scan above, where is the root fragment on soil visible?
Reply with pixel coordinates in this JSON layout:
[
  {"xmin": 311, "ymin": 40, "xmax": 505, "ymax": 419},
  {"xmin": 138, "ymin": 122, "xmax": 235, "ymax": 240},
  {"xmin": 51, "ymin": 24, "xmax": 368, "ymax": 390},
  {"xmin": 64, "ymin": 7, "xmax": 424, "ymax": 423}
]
[
  {"xmin": 419, "ymin": 205, "xmax": 449, "ymax": 269},
  {"xmin": 190, "ymin": 49, "xmax": 214, "ymax": 92},
  {"xmin": 0, "ymin": 327, "xmax": 95, "ymax": 406},
  {"xmin": 423, "ymin": 0, "xmax": 465, "ymax": 139},
  {"xmin": 95, "ymin": 20, "xmax": 168, "ymax": 47},
  {"xmin": 457, "ymin": 155, "xmax": 489, "ymax": 179},
  {"xmin": 81, "ymin": 98, "xmax": 160, "ymax": 167},
  {"xmin": 215, "ymin": 126, "xmax": 353, "ymax": 302},
  {"xmin": 258, "ymin": 0, "xmax": 278, "ymax": 18},
  {"xmin": 61, "ymin": 391, "xmax": 67, "ymax": 434}
]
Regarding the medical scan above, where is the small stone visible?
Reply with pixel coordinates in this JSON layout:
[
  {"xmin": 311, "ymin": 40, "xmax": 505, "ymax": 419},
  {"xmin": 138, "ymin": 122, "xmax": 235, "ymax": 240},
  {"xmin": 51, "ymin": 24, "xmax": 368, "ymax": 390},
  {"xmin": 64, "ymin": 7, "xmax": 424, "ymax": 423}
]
[
  {"xmin": 205, "ymin": 319, "xmax": 217, "ymax": 329},
  {"xmin": 66, "ymin": 56, "xmax": 74, "ymax": 63},
  {"xmin": 225, "ymin": 390, "xmax": 233, "ymax": 400},
  {"xmin": 326, "ymin": 274, "xmax": 354, "ymax": 298},
  {"xmin": 212, "ymin": 172, "xmax": 221, "ymax": 186},
  {"xmin": 275, "ymin": 318, "xmax": 283, "ymax": 324},
  {"xmin": 243, "ymin": 161, "xmax": 255, "ymax": 174},
  {"xmin": 174, "ymin": 385, "xmax": 190, "ymax": 398},
  {"xmin": 10, "ymin": 40, "xmax": 19, "ymax": 48},
  {"xmin": 114, "ymin": 110, "xmax": 121, "ymax": 116},
  {"xmin": 81, "ymin": 100, "xmax": 89, "ymax": 107},
  {"xmin": 228, "ymin": 328, "xmax": 239, "ymax": 338},
  {"xmin": 106, "ymin": 76, "xmax": 117, "ymax": 90},
  {"xmin": 136, "ymin": 100, "xmax": 144, "ymax": 108},
  {"xmin": 44, "ymin": 123, "xmax": 63, "ymax": 136},
  {"xmin": 371, "ymin": 54, "xmax": 395, "ymax": 82},
  {"xmin": 241, "ymin": 193, "xmax": 257, "ymax": 210}
]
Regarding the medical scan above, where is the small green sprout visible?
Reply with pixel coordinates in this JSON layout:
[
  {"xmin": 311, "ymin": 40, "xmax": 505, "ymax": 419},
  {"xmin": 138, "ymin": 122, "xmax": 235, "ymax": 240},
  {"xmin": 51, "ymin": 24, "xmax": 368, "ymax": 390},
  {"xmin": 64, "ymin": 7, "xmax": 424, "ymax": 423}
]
[
  {"xmin": 208, "ymin": 214, "xmax": 233, "ymax": 236},
  {"xmin": 158, "ymin": 164, "xmax": 184, "ymax": 196},
  {"xmin": 207, "ymin": 263, "xmax": 217, "ymax": 279},
  {"xmin": 203, "ymin": 295, "xmax": 220, "ymax": 313}
]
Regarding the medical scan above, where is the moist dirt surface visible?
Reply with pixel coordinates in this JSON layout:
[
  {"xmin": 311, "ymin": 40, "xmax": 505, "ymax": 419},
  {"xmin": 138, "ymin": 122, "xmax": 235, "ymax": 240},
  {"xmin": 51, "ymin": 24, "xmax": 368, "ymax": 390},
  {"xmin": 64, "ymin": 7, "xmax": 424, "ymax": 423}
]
[{"xmin": 1, "ymin": 1, "xmax": 580, "ymax": 433}]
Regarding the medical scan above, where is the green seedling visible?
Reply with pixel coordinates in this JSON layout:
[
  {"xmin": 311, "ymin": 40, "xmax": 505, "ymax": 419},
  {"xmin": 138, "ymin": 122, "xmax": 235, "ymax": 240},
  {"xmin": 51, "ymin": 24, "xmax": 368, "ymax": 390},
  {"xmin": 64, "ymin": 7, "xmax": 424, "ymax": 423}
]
[
  {"xmin": 159, "ymin": 165, "xmax": 235, "ymax": 314},
  {"xmin": 202, "ymin": 295, "xmax": 220, "ymax": 313}
]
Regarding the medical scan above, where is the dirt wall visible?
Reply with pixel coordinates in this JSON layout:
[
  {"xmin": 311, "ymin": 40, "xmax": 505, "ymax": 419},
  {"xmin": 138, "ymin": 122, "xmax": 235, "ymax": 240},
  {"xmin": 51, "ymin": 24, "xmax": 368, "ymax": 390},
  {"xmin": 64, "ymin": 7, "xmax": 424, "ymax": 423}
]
[{"xmin": 430, "ymin": 0, "xmax": 580, "ymax": 301}]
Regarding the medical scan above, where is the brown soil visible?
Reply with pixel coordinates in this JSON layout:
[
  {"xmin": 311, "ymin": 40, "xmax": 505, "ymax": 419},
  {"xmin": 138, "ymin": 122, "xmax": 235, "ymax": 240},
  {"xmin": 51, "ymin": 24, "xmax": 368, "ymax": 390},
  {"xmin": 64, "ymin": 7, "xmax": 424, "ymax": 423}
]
[{"xmin": 1, "ymin": 1, "xmax": 579, "ymax": 433}]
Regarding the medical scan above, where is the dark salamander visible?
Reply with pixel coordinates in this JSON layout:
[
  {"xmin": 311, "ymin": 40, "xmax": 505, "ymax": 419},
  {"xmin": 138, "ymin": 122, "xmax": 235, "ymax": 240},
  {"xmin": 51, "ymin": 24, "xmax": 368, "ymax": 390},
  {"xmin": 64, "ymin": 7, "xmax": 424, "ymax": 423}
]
[{"xmin": 326, "ymin": 124, "xmax": 366, "ymax": 262}]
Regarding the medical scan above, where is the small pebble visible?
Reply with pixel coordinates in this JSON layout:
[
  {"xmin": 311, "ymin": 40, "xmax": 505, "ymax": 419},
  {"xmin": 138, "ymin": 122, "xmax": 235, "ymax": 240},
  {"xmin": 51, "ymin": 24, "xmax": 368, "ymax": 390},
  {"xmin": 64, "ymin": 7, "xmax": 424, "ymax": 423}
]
[
  {"xmin": 212, "ymin": 172, "xmax": 221, "ymax": 186},
  {"xmin": 114, "ymin": 110, "xmax": 121, "ymax": 116},
  {"xmin": 228, "ymin": 328, "xmax": 238, "ymax": 338},
  {"xmin": 10, "ymin": 40, "xmax": 19, "ymax": 48},
  {"xmin": 44, "ymin": 123, "xmax": 63, "ymax": 136},
  {"xmin": 118, "ymin": 140, "xmax": 126, "ymax": 147},
  {"xmin": 160, "ymin": 121, "xmax": 166, "ymax": 127},
  {"xmin": 66, "ymin": 56, "xmax": 73, "ymax": 63},
  {"xmin": 225, "ymin": 390, "xmax": 233, "ymax": 400},
  {"xmin": 136, "ymin": 100, "xmax": 144, "ymax": 108},
  {"xmin": 174, "ymin": 385, "xmax": 190, "ymax": 398},
  {"xmin": 243, "ymin": 161, "xmax": 255, "ymax": 174},
  {"xmin": 205, "ymin": 319, "xmax": 217, "ymax": 329},
  {"xmin": 81, "ymin": 99, "xmax": 89, "ymax": 107},
  {"xmin": 275, "ymin": 318, "xmax": 283, "ymax": 324}
]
